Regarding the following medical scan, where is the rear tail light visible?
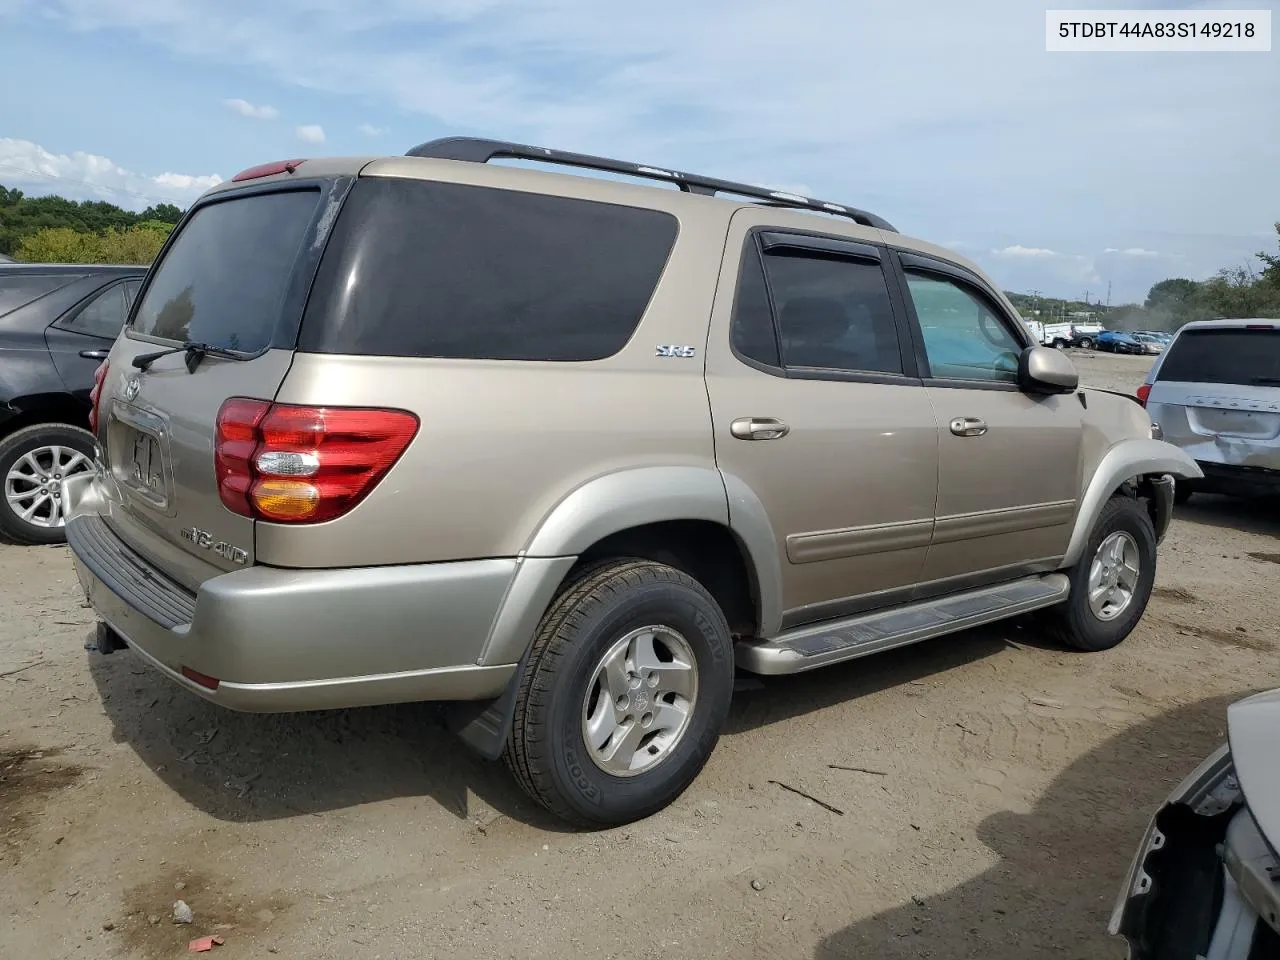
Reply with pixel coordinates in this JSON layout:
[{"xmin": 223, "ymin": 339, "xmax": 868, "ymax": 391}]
[
  {"xmin": 1136, "ymin": 383, "xmax": 1152, "ymax": 407},
  {"xmin": 88, "ymin": 361, "xmax": 109, "ymax": 433},
  {"xmin": 214, "ymin": 399, "xmax": 419, "ymax": 523}
]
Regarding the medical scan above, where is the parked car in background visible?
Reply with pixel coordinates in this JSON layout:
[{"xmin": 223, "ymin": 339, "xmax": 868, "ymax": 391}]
[
  {"xmin": 1097, "ymin": 330, "xmax": 1149, "ymax": 355},
  {"xmin": 0, "ymin": 263, "xmax": 146, "ymax": 544},
  {"xmin": 1131, "ymin": 333, "xmax": 1165, "ymax": 354},
  {"xmin": 1043, "ymin": 321, "xmax": 1104, "ymax": 349},
  {"xmin": 1139, "ymin": 319, "xmax": 1280, "ymax": 503},
  {"xmin": 1110, "ymin": 687, "xmax": 1280, "ymax": 959}
]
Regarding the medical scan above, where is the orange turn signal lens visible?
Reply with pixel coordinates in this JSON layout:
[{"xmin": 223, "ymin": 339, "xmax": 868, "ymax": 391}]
[{"xmin": 251, "ymin": 479, "xmax": 320, "ymax": 520}]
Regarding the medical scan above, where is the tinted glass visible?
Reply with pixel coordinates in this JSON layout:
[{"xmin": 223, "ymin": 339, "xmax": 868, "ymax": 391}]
[
  {"xmin": 62, "ymin": 282, "xmax": 128, "ymax": 338},
  {"xmin": 906, "ymin": 272, "xmax": 1021, "ymax": 382},
  {"xmin": 764, "ymin": 251, "xmax": 902, "ymax": 374},
  {"xmin": 300, "ymin": 179, "xmax": 679, "ymax": 361},
  {"xmin": 122, "ymin": 278, "xmax": 143, "ymax": 309},
  {"xmin": 0, "ymin": 274, "xmax": 78, "ymax": 318},
  {"xmin": 132, "ymin": 190, "xmax": 320, "ymax": 352},
  {"xmin": 729, "ymin": 246, "xmax": 780, "ymax": 367},
  {"xmin": 1157, "ymin": 328, "xmax": 1280, "ymax": 385}
]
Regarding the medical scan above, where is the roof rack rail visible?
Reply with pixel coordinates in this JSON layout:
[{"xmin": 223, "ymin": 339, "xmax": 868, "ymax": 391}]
[{"xmin": 404, "ymin": 137, "xmax": 897, "ymax": 232}]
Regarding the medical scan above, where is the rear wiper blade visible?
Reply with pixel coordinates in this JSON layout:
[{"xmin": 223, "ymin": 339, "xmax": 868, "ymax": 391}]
[{"xmin": 132, "ymin": 341, "xmax": 245, "ymax": 373}]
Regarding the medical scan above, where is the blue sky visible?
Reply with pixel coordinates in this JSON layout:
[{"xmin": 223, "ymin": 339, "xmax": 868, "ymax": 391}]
[{"xmin": 0, "ymin": 0, "xmax": 1276, "ymax": 303}]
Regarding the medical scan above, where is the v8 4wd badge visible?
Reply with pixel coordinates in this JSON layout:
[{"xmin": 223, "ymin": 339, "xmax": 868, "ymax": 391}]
[{"xmin": 180, "ymin": 526, "xmax": 249, "ymax": 565}]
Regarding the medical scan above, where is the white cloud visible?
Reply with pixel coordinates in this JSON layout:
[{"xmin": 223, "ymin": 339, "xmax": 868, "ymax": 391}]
[
  {"xmin": 993, "ymin": 245, "xmax": 1058, "ymax": 258},
  {"xmin": 295, "ymin": 124, "xmax": 326, "ymax": 144},
  {"xmin": 357, "ymin": 123, "xmax": 386, "ymax": 136},
  {"xmin": 222, "ymin": 97, "xmax": 279, "ymax": 120},
  {"xmin": 1103, "ymin": 247, "xmax": 1162, "ymax": 257},
  {"xmin": 0, "ymin": 138, "xmax": 221, "ymax": 209},
  {"xmin": 8, "ymin": 0, "xmax": 1278, "ymax": 301}
]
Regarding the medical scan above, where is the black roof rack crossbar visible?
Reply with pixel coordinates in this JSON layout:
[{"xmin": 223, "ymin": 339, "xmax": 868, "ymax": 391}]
[{"xmin": 404, "ymin": 137, "xmax": 897, "ymax": 232}]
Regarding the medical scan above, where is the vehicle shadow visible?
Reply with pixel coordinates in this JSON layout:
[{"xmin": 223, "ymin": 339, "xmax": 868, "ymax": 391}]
[
  {"xmin": 724, "ymin": 622, "xmax": 1036, "ymax": 735},
  {"xmin": 813, "ymin": 691, "xmax": 1258, "ymax": 959},
  {"xmin": 87, "ymin": 619, "xmax": 1026, "ymax": 830},
  {"xmin": 1176, "ymin": 494, "xmax": 1280, "ymax": 539}
]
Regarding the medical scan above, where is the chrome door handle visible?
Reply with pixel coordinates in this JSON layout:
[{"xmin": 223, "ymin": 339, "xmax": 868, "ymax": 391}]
[
  {"xmin": 949, "ymin": 417, "xmax": 988, "ymax": 437},
  {"xmin": 79, "ymin": 349, "xmax": 110, "ymax": 360},
  {"xmin": 731, "ymin": 417, "xmax": 790, "ymax": 441}
]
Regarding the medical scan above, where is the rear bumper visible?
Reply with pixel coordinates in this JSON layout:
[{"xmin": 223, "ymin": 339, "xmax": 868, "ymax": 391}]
[
  {"xmin": 1192, "ymin": 461, "xmax": 1280, "ymax": 498},
  {"xmin": 62, "ymin": 477, "xmax": 551, "ymax": 712}
]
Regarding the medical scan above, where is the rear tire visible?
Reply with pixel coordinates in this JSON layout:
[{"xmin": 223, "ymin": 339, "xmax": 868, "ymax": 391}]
[
  {"xmin": 1043, "ymin": 496, "xmax": 1156, "ymax": 652},
  {"xmin": 0, "ymin": 423, "xmax": 96, "ymax": 546},
  {"xmin": 1078, "ymin": 337, "xmax": 1095, "ymax": 350},
  {"xmin": 504, "ymin": 558, "xmax": 735, "ymax": 826}
]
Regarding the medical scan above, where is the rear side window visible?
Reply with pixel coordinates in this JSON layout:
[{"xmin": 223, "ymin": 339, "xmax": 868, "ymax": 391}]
[
  {"xmin": 131, "ymin": 190, "xmax": 321, "ymax": 352},
  {"xmin": 731, "ymin": 241, "xmax": 904, "ymax": 376},
  {"xmin": 1157, "ymin": 328, "xmax": 1279, "ymax": 386},
  {"xmin": 299, "ymin": 179, "xmax": 679, "ymax": 361},
  {"xmin": 58, "ymin": 281, "xmax": 130, "ymax": 338},
  {"xmin": 0, "ymin": 274, "xmax": 79, "ymax": 318}
]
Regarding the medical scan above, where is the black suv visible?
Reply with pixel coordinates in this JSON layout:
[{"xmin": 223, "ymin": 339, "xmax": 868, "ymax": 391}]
[{"xmin": 0, "ymin": 263, "xmax": 146, "ymax": 544}]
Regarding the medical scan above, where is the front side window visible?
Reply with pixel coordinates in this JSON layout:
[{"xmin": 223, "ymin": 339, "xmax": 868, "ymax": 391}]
[
  {"xmin": 729, "ymin": 240, "xmax": 904, "ymax": 376},
  {"xmin": 905, "ymin": 271, "xmax": 1022, "ymax": 383}
]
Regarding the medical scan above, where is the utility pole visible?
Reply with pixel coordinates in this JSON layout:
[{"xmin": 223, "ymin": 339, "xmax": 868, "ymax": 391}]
[{"xmin": 1106, "ymin": 281, "xmax": 1112, "ymax": 307}]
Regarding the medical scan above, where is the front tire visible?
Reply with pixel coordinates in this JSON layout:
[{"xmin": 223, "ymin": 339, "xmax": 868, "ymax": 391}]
[
  {"xmin": 1044, "ymin": 496, "xmax": 1157, "ymax": 652},
  {"xmin": 504, "ymin": 559, "xmax": 735, "ymax": 826},
  {"xmin": 0, "ymin": 423, "xmax": 96, "ymax": 546}
]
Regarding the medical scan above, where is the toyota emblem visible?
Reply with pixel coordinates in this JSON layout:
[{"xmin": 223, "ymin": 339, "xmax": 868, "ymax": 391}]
[{"xmin": 123, "ymin": 375, "xmax": 141, "ymax": 401}]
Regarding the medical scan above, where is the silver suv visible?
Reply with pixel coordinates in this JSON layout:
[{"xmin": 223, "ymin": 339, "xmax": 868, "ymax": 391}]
[
  {"xmin": 1139, "ymin": 319, "xmax": 1279, "ymax": 503},
  {"xmin": 64, "ymin": 138, "xmax": 1200, "ymax": 826}
]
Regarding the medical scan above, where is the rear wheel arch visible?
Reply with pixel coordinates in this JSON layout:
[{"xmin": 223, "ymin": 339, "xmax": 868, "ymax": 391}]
[
  {"xmin": 0, "ymin": 393, "xmax": 90, "ymax": 439},
  {"xmin": 516, "ymin": 466, "xmax": 782, "ymax": 638}
]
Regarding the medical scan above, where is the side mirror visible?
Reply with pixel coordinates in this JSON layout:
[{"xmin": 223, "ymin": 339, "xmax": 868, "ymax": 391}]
[{"xmin": 1018, "ymin": 345, "xmax": 1079, "ymax": 394}]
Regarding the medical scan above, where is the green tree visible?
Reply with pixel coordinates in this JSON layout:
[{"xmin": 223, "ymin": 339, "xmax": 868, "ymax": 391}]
[
  {"xmin": 1144, "ymin": 278, "xmax": 1200, "ymax": 314},
  {"xmin": 0, "ymin": 184, "xmax": 184, "ymax": 256},
  {"xmin": 14, "ymin": 222, "xmax": 173, "ymax": 264}
]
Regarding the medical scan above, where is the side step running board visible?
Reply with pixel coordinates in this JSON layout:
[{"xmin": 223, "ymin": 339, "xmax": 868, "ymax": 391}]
[{"xmin": 736, "ymin": 574, "xmax": 1070, "ymax": 675}]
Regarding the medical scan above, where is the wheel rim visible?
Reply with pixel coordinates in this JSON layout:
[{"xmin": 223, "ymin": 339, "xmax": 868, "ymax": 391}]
[
  {"xmin": 1087, "ymin": 531, "xmax": 1141, "ymax": 622},
  {"xmin": 580, "ymin": 625, "xmax": 699, "ymax": 778},
  {"xmin": 4, "ymin": 444, "xmax": 92, "ymax": 529}
]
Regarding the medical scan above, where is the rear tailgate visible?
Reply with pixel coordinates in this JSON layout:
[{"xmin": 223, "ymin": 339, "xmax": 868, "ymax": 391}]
[
  {"xmin": 96, "ymin": 181, "xmax": 345, "ymax": 591},
  {"xmin": 1147, "ymin": 325, "xmax": 1280, "ymax": 470}
]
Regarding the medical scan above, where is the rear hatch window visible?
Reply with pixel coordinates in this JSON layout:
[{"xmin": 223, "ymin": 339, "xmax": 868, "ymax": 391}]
[
  {"xmin": 297, "ymin": 178, "xmax": 678, "ymax": 361},
  {"xmin": 103, "ymin": 187, "xmax": 325, "ymax": 588},
  {"xmin": 1157, "ymin": 328, "xmax": 1280, "ymax": 387},
  {"xmin": 132, "ymin": 189, "xmax": 321, "ymax": 352}
]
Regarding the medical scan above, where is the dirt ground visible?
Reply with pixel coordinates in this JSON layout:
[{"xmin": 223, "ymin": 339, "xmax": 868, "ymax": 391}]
[{"xmin": 3, "ymin": 352, "xmax": 1278, "ymax": 960}]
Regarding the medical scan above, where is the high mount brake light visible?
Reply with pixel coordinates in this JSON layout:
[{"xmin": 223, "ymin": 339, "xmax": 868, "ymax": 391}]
[
  {"xmin": 230, "ymin": 159, "xmax": 307, "ymax": 182},
  {"xmin": 88, "ymin": 361, "xmax": 109, "ymax": 433},
  {"xmin": 215, "ymin": 400, "xmax": 419, "ymax": 523}
]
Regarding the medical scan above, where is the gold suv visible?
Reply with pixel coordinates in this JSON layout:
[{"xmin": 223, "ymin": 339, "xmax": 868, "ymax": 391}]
[{"xmin": 63, "ymin": 137, "xmax": 1201, "ymax": 825}]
